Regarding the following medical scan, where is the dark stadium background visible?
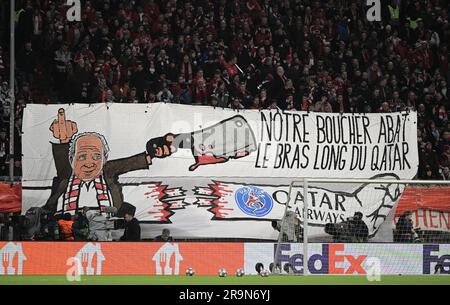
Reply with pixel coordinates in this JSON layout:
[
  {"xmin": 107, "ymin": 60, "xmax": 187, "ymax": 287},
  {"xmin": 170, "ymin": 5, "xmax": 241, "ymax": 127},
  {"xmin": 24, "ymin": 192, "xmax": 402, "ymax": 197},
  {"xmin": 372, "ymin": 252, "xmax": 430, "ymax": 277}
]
[{"xmin": 0, "ymin": 0, "xmax": 449, "ymax": 181}]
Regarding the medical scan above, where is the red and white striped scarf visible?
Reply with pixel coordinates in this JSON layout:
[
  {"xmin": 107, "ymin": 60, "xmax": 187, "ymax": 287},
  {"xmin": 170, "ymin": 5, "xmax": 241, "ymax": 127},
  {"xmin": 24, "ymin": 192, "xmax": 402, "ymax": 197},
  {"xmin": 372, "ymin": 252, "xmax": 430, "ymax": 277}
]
[{"xmin": 63, "ymin": 175, "xmax": 111, "ymax": 212}]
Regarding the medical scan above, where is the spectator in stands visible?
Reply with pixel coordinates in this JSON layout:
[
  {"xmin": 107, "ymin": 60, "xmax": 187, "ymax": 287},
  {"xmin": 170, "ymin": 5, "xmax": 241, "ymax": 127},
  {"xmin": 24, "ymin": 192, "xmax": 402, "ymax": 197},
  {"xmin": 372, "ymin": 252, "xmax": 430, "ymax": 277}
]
[
  {"xmin": 1, "ymin": 0, "xmax": 449, "ymax": 182},
  {"xmin": 21, "ymin": 207, "xmax": 44, "ymax": 241},
  {"xmin": 394, "ymin": 211, "xmax": 416, "ymax": 243},
  {"xmin": 156, "ymin": 83, "xmax": 174, "ymax": 103},
  {"xmin": 58, "ymin": 213, "xmax": 74, "ymax": 241},
  {"xmin": 39, "ymin": 212, "xmax": 58, "ymax": 241},
  {"xmin": 154, "ymin": 228, "xmax": 173, "ymax": 242},
  {"xmin": 120, "ymin": 211, "xmax": 141, "ymax": 241},
  {"xmin": 54, "ymin": 43, "xmax": 72, "ymax": 97},
  {"xmin": 16, "ymin": 42, "xmax": 36, "ymax": 86},
  {"xmin": 0, "ymin": 128, "xmax": 7, "ymax": 176},
  {"xmin": 10, "ymin": 214, "xmax": 22, "ymax": 241},
  {"xmin": 350, "ymin": 212, "xmax": 369, "ymax": 242},
  {"xmin": 72, "ymin": 208, "xmax": 90, "ymax": 241},
  {"xmin": 0, "ymin": 213, "xmax": 8, "ymax": 240},
  {"xmin": 0, "ymin": 80, "xmax": 9, "ymax": 112}
]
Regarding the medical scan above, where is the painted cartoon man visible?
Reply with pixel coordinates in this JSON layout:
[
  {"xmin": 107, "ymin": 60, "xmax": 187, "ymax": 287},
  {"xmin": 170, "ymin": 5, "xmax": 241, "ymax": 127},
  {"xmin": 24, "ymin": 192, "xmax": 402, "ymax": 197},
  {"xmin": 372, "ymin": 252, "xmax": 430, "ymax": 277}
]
[{"xmin": 43, "ymin": 108, "xmax": 175, "ymax": 215}]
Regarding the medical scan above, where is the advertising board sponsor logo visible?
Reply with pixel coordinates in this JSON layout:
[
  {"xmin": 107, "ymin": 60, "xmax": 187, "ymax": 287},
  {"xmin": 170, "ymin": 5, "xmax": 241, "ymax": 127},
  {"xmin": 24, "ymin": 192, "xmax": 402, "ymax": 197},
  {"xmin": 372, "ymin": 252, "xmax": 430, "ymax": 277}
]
[
  {"xmin": 152, "ymin": 242, "xmax": 183, "ymax": 275},
  {"xmin": 74, "ymin": 243, "xmax": 105, "ymax": 275},
  {"xmin": 276, "ymin": 243, "xmax": 367, "ymax": 274},
  {"xmin": 0, "ymin": 242, "xmax": 26, "ymax": 275},
  {"xmin": 423, "ymin": 244, "xmax": 450, "ymax": 274}
]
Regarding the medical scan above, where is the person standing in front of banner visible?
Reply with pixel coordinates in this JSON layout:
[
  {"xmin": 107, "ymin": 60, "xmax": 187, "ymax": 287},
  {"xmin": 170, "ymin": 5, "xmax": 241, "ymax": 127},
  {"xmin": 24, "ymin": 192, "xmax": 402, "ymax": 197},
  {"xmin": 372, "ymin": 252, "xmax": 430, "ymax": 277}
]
[
  {"xmin": 272, "ymin": 211, "xmax": 303, "ymax": 242},
  {"xmin": 120, "ymin": 208, "xmax": 141, "ymax": 241},
  {"xmin": 394, "ymin": 211, "xmax": 415, "ymax": 242},
  {"xmin": 72, "ymin": 207, "xmax": 90, "ymax": 241},
  {"xmin": 58, "ymin": 213, "xmax": 74, "ymax": 241},
  {"xmin": 154, "ymin": 228, "xmax": 173, "ymax": 242},
  {"xmin": 350, "ymin": 212, "xmax": 369, "ymax": 242}
]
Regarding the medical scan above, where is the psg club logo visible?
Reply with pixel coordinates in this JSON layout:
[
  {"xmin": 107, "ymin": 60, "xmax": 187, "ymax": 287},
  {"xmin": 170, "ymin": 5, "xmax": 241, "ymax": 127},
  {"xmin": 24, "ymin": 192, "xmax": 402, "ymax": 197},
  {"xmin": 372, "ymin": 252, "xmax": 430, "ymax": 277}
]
[{"xmin": 235, "ymin": 186, "xmax": 273, "ymax": 217}]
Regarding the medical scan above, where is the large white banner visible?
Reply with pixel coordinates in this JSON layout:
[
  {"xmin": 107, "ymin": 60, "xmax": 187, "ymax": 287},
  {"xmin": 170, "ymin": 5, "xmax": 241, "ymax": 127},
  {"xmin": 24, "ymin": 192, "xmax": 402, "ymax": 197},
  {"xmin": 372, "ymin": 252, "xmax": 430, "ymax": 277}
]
[{"xmin": 22, "ymin": 103, "xmax": 418, "ymax": 240}]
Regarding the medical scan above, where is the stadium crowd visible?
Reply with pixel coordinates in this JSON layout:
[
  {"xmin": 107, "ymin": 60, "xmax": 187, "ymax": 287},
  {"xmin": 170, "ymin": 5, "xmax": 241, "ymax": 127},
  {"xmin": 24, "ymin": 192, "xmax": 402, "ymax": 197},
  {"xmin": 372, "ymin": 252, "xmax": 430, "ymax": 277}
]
[{"xmin": 0, "ymin": 0, "xmax": 448, "ymax": 178}]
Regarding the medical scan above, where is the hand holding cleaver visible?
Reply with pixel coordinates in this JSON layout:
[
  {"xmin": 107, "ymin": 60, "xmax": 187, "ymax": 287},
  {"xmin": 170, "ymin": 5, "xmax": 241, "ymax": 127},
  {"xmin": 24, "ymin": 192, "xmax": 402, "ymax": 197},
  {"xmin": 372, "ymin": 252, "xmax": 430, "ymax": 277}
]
[{"xmin": 146, "ymin": 115, "xmax": 257, "ymax": 171}]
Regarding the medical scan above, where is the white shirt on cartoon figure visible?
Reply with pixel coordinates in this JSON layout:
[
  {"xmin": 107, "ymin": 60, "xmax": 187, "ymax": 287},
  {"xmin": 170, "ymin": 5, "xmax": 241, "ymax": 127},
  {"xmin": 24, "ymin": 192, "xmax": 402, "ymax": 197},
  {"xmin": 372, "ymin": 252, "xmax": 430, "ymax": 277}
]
[{"xmin": 56, "ymin": 178, "xmax": 112, "ymax": 215}]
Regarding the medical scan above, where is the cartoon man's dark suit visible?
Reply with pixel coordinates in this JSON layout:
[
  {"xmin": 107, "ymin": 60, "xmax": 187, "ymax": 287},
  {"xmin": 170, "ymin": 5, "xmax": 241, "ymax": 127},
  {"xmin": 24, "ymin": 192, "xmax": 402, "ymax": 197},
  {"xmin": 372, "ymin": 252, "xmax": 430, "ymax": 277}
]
[{"xmin": 43, "ymin": 108, "xmax": 175, "ymax": 215}]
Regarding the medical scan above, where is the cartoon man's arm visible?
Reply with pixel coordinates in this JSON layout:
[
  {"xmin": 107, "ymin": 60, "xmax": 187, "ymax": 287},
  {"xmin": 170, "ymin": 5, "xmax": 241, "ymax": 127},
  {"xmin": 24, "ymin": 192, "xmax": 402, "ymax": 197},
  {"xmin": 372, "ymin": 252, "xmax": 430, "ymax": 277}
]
[
  {"xmin": 49, "ymin": 108, "xmax": 78, "ymax": 178},
  {"xmin": 43, "ymin": 109, "xmax": 78, "ymax": 212},
  {"xmin": 50, "ymin": 108, "xmax": 78, "ymax": 144},
  {"xmin": 145, "ymin": 133, "xmax": 176, "ymax": 165},
  {"xmin": 104, "ymin": 134, "xmax": 176, "ymax": 176},
  {"xmin": 103, "ymin": 134, "xmax": 175, "ymax": 212},
  {"xmin": 50, "ymin": 142, "xmax": 71, "ymax": 179}
]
